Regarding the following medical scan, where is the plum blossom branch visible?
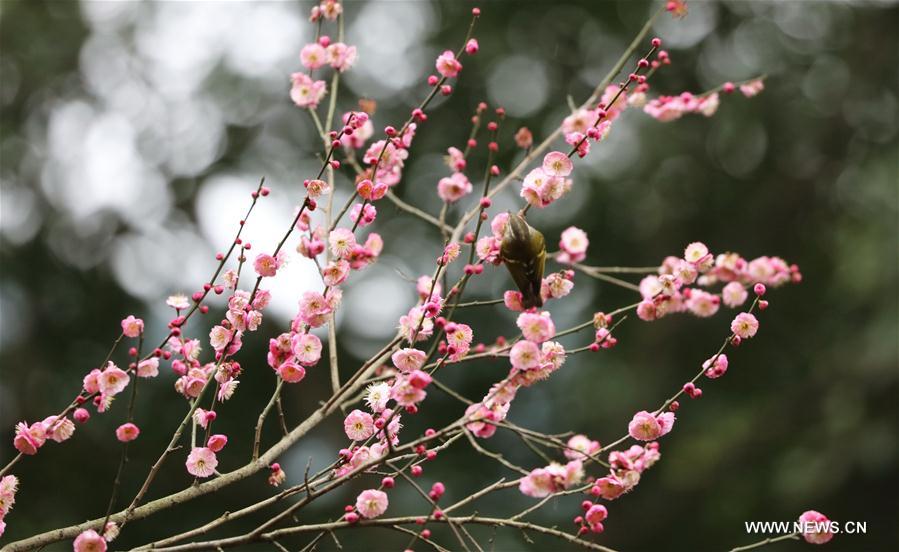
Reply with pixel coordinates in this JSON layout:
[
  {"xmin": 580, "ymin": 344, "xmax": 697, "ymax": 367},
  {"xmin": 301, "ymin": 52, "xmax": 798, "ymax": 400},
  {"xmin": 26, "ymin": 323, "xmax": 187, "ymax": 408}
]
[
  {"xmin": 3, "ymin": 4, "xmax": 815, "ymax": 552},
  {"xmin": 252, "ymin": 378, "xmax": 285, "ymax": 461},
  {"xmin": 729, "ymin": 532, "xmax": 801, "ymax": 551},
  {"xmin": 449, "ymin": 5, "xmax": 665, "ymax": 244}
]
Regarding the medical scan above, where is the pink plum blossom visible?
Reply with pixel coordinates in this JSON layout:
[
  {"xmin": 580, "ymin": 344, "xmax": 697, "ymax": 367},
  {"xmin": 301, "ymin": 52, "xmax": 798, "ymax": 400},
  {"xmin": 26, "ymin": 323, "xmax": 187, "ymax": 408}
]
[
  {"xmin": 437, "ymin": 172, "xmax": 473, "ymax": 203},
  {"xmin": 516, "ymin": 311, "xmax": 556, "ymax": 343},
  {"xmin": 628, "ymin": 411, "xmax": 675, "ymax": 441},
  {"xmin": 268, "ymin": 463, "xmax": 286, "ymax": 486},
  {"xmin": 558, "ymin": 226, "xmax": 588, "ymax": 263},
  {"xmin": 304, "ymin": 178, "xmax": 330, "ymax": 198},
  {"xmin": 444, "ymin": 146, "xmax": 466, "ymax": 171},
  {"xmin": 643, "ymin": 92, "xmax": 721, "ymax": 121},
  {"xmin": 509, "ymin": 340, "xmax": 541, "ymax": 370},
  {"xmin": 120, "ymin": 315, "xmax": 143, "ymax": 338},
  {"xmin": 740, "ymin": 79, "xmax": 765, "ymax": 97},
  {"xmin": 207, "ymin": 434, "xmax": 228, "ymax": 452},
  {"xmin": 254, "ymin": 253, "xmax": 282, "ymax": 277},
  {"xmin": 322, "ymin": 260, "xmax": 350, "ymax": 286},
  {"xmin": 136, "ymin": 358, "xmax": 159, "ymax": 378},
  {"xmin": 300, "ymin": 43, "xmax": 328, "ymax": 69},
  {"xmin": 115, "ymin": 423, "xmax": 140, "ymax": 442},
  {"xmin": 731, "ymin": 312, "xmax": 759, "ymax": 339},
  {"xmin": 278, "ymin": 361, "xmax": 306, "ymax": 383},
  {"xmin": 185, "ymin": 447, "xmax": 218, "ymax": 478},
  {"xmin": 298, "ymin": 291, "xmax": 334, "ymax": 327},
  {"xmin": 350, "ymin": 202, "xmax": 377, "ymax": 227},
  {"xmin": 398, "ymin": 307, "xmax": 433, "ymax": 343},
  {"xmin": 519, "ymin": 460, "xmax": 584, "ymax": 498},
  {"xmin": 327, "ymin": 42, "xmax": 357, "ymax": 72},
  {"xmin": 600, "ymin": 84, "xmax": 628, "ymax": 120},
  {"xmin": 42, "ymin": 416, "xmax": 75, "ymax": 443},
  {"xmin": 355, "ymin": 489, "xmax": 389, "ymax": 519},
  {"xmin": 344, "ymin": 409, "xmax": 375, "ymax": 441},
  {"xmin": 475, "ymin": 236, "xmax": 501, "ymax": 263},
  {"xmin": 435, "ymin": 50, "xmax": 462, "ymax": 78},
  {"xmin": 290, "ymin": 73, "xmax": 327, "ymax": 109},
  {"xmin": 446, "ymin": 323, "xmax": 473, "ymax": 360},
  {"xmin": 685, "ymin": 289, "xmax": 720, "ymax": 317},
  {"xmin": 504, "ymin": 290, "xmax": 524, "ymax": 311},
  {"xmin": 73, "ymin": 529, "xmax": 107, "ymax": 552},
  {"xmin": 13, "ymin": 421, "xmax": 46, "ymax": 455},
  {"xmin": 328, "ymin": 228, "xmax": 357, "ymax": 259},
  {"xmin": 564, "ymin": 434, "xmax": 601, "ymax": 461},
  {"xmin": 585, "ymin": 504, "xmax": 608, "ymax": 525},
  {"xmin": 520, "ymin": 167, "xmax": 571, "ymax": 208},
  {"xmin": 514, "ymin": 126, "xmax": 533, "ymax": 148},
  {"xmin": 798, "ymin": 510, "xmax": 834, "ymax": 544},
  {"xmin": 98, "ymin": 362, "xmax": 130, "ymax": 396},
  {"xmin": 340, "ymin": 112, "xmax": 373, "ymax": 149},
  {"xmin": 391, "ymin": 377, "xmax": 426, "ymax": 407},
  {"xmin": 440, "ymin": 242, "xmax": 461, "ymax": 265},
  {"xmin": 0, "ymin": 474, "xmax": 19, "ymax": 522},
  {"xmin": 356, "ymin": 178, "xmax": 389, "ymax": 201},
  {"xmin": 464, "ymin": 402, "xmax": 509, "ymax": 439},
  {"xmin": 209, "ymin": 325, "xmax": 234, "ymax": 352},
  {"xmin": 416, "ymin": 275, "xmax": 443, "ymax": 300},
  {"xmin": 703, "ymin": 354, "xmax": 729, "ymax": 379},
  {"xmin": 542, "ymin": 151, "xmax": 573, "ymax": 177},
  {"xmin": 392, "ymin": 348, "xmax": 427, "ymax": 372},
  {"xmin": 562, "ymin": 108, "xmax": 594, "ymax": 134},
  {"xmin": 721, "ymin": 281, "xmax": 748, "ymax": 308},
  {"xmin": 291, "ymin": 332, "xmax": 323, "ymax": 366},
  {"xmin": 408, "ymin": 369, "xmax": 432, "ymax": 389},
  {"xmin": 542, "ymin": 272, "xmax": 574, "ymax": 300}
]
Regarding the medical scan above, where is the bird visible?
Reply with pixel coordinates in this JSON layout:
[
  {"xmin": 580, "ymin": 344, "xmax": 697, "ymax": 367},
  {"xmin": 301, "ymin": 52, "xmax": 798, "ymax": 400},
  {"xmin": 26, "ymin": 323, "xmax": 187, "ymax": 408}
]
[{"xmin": 500, "ymin": 211, "xmax": 546, "ymax": 309}]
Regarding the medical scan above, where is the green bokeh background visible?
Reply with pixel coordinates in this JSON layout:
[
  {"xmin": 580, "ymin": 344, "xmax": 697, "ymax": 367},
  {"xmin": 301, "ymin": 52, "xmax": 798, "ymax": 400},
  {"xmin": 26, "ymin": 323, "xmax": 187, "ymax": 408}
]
[{"xmin": 1, "ymin": 1, "xmax": 897, "ymax": 550}]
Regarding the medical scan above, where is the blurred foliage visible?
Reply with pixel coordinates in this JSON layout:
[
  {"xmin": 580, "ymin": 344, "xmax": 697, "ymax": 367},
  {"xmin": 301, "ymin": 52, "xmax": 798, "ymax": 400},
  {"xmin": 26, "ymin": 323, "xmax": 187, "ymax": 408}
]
[{"xmin": 1, "ymin": 1, "xmax": 897, "ymax": 551}]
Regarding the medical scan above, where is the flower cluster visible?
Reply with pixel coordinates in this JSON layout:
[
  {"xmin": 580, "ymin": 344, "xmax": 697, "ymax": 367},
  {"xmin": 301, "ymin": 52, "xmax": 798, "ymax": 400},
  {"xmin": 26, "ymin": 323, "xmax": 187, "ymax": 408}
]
[
  {"xmin": 643, "ymin": 92, "xmax": 721, "ymax": 121},
  {"xmin": 540, "ymin": 270, "xmax": 575, "ymax": 303},
  {"xmin": 267, "ymin": 322, "xmax": 325, "ymax": 384},
  {"xmin": 463, "ymin": 311, "xmax": 567, "ymax": 440},
  {"xmin": 13, "ymin": 414, "xmax": 75, "ymax": 456},
  {"xmin": 520, "ymin": 151, "xmax": 573, "ymax": 208},
  {"xmin": 290, "ymin": 26, "xmax": 358, "ymax": 109},
  {"xmin": 636, "ymin": 241, "xmax": 799, "ymax": 322},
  {"xmin": 0, "ymin": 475, "xmax": 19, "ymax": 537},
  {"xmin": 300, "ymin": 38, "xmax": 357, "ymax": 73},
  {"xmin": 474, "ymin": 211, "xmax": 509, "ymax": 264},
  {"xmin": 1, "ymin": 4, "xmax": 817, "ymax": 550},
  {"xmin": 361, "ymin": 130, "xmax": 415, "ymax": 188},
  {"xmin": 333, "ymin": 405, "xmax": 401, "ymax": 479},
  {"xmin": 509, "ymin": 315, "xmax": 565, "ymax": 386},
  {"xmin": 339, "ymin": 110, "xmax": 374, "ymax": 150},
  {"xmin": 519, "ymin": 459, "xmax": 584, "ymax": 498},
  {"xmin": 560, "ymin": 54, "xmax": 662, "ymax": 158},
  {"xmin": 643, "ymin": 78, "xmax": 765, "ymax": 122},
  {"xmin": 591, "ymin": 442, "xmax": 661, "ymax": 501}
]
